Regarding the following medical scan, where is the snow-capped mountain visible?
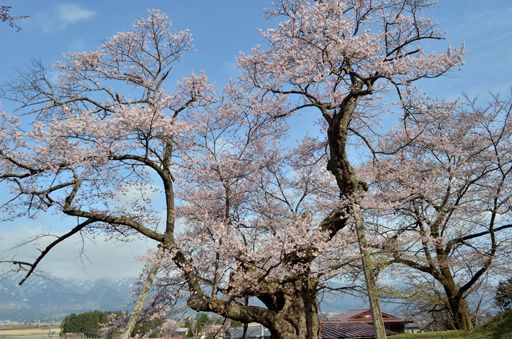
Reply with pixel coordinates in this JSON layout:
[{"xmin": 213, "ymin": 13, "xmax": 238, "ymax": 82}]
[
  {"xmin": 0, "ymin": 276, "xmax": 135, "ymax": 321},
  {"xmin": 0, "ymin": 275, "xmax": 375, "ymax": 322}
]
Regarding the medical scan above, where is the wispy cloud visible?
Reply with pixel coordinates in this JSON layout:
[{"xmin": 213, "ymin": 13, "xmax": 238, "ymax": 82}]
[
  {"xmin": 0, "ymin": 223, "xmax": 155, "ymax": 280},
  {"xmin": 36, "ymin": 3, "xmax": 96, "ymax": 33}
]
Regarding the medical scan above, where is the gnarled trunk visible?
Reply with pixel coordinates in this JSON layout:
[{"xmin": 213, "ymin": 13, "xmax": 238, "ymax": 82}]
[
  {"xmin": 441, "ymin": 278, "xmax": 474, "ymax": 330},
  {"xmin": 450, "ymin": 297, "xmax": 474, "ymax": 330},
  {"xmin": 444, "ymin": 291, "xmax": 474, "ymax": 330},
  {"xmin": 265, "ymin": 281, "xmax": 321, "ymax": 339},
  {"xmin": 187, "ymin": 278, "xmax": 322, "ymax": 339}
]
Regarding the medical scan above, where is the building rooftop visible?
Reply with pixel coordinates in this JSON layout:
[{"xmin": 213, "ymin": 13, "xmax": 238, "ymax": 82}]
[
  {"xmin": 322, "ymin": 321, "xmax": 397, "ymax": 339},
  {"xmin": 327, "ymin": 309, "xmax": 413, "ymax": 324}
]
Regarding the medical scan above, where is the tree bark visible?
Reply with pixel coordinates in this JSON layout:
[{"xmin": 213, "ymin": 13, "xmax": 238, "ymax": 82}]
[
  {"xmin": 247, "ymin": 280, "xmax": 322, "ymax": 339},
  {"xmin": 324, "ymin": 97, "xmax": 386, "ymax": 339},
  {"xmin": 449, "ymin": 297, "xmax": 474, "ymax": 330},
  {"xmin": 435, "ymin": 244, "xmax": 475, "ymax": 330},
  {"xmin": 442, "ymin": 282, "xmax": 474, "ymax": 330},
  {"xmin": 267, "ymin": 286, "xmax": 321, "ymax": 339},
  {"xmin": 354, "ymin": 204, "xmax": 387, "ymax": 338},
  {"xmin": 120, "ymin": 259, "xmax": 161, "ymax": 339},
  {"xmin": 187, "ymin": 279, "xmax": 321, "ymax": 339}
]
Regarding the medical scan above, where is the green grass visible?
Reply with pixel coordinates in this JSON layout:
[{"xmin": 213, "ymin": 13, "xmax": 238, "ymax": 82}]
[
  {"xmin": 477, "ymin": 309, "xmax": 512, "ymax": 339},
  {"xmin": 392, "ymin": 330, "xmax": 471, "ymax": 339},
  {"xmin": 393, "ymin": 309, "xmax": 512, "ymax": 339}
]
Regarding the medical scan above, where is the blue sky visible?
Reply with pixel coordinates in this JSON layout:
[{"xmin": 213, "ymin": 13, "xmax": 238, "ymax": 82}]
[
  {"xmin": 0, "ymin": 1, "xmax": 272, "ymax": 94},
  {"xmin": 1, "ymin": 0, "xmax": 512, "ymax": 281},
  {"xmin": 1, "ymin": 1, "xmax": 511, "ymax": 100}
]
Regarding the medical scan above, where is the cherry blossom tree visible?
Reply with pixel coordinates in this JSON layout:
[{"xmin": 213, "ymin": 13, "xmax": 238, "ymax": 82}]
[
  {"xmin": 379, "ymin": 262, "xmax": 501, "ymax": 330},
  {"xmin": 361, "ymin": 93, "xmax": 512, "ymax": 330},
  {"xmin": 0, "ymin": 0, "xmax": 469, "ymax": 337},
  {"xmin": 0, "ymin": 9, "xmax": 359, "ymax": 339},
  {"xmin": 237, "ymin": 0, "xmax": 463, "ymax": 336},
  {"xmin": 100, "ymin": 251, "xmax": 187, "ymax": 338}
]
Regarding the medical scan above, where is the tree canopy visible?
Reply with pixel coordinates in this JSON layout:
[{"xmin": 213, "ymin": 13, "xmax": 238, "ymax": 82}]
[{"xmin": 0, "ymin": 1, "xmax": 509, "ymax": 338}]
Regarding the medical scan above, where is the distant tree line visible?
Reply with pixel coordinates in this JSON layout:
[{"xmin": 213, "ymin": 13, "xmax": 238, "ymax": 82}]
[
  {"xmin": 496, "ymin": 277, "xmax": 512, "ymax": 311},
  {"xmin": 61, "ymin": 310, "xmax": 164, "ymax": 338},
  {"xmin": 61, "ymin": 311, "xmax": 115, "ymax": 337}
]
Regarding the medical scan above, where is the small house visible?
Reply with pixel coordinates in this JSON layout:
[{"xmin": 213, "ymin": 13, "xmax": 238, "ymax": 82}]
[{"xmin": 323, "ymin": 309, "xmax": 413, "ymax": 337}]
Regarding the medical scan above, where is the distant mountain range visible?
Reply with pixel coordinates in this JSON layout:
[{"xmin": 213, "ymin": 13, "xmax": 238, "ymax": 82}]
[
  {"xmin": 0, "ymin": 276, "xmax": 134, "ymax": 322},
  {"xmin": 0, "ymin": 275, "xmax": 369, "ymax": 322}
]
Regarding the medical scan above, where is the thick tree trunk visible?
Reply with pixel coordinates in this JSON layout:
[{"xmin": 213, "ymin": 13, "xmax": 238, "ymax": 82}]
[
  {"xmin": 267, "ymin": 289, "xmax": 321, "ymax": 339},
  {"xmin": 437, "ymin": 264, "xmax": 475, "ymax": 331},
  {"xmin": 254, "ymin": 279, "xmax": 322, "ymax": 339},
  {"xmin": 445, "ymin": 292, "xmax": 474, "ymax": 330},
  {"xmin": 439, "ymin": 276, "xmax": 474, "ymax": 330},
  {"xmin": 451, "ymin": 298, "xmax": 474, "ymax": 330},
  {"xmin": 187, "ymin": 278, "xmax": 322, "ymax": 339}
]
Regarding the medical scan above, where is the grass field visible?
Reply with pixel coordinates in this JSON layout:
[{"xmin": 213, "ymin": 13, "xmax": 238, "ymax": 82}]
[
  {"xmin": 0, "ymin": 327, "xmax": 60, "ymax": 339},
  {"xmin": 394, "ymin": 309, "xmax": 512, "ymax": 339},
  {"xmin": 393, "ymin": 330, "xmax": 482, "ymax": 339}
]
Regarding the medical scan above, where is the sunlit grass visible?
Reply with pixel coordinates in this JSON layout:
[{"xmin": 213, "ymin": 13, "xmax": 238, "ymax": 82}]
[
  {"xmin": 393, "ymin": 309, "xmax": 512, "ymax": 339},
  {"xmin": 0, "ymin": 327, "xmax": 60, "ymax": 338}
]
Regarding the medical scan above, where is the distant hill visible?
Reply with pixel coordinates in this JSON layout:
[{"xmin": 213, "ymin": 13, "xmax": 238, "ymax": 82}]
[
  {"xmin": 0, "ymin": 274, "xmax": 372, "ymax": 322},
  {"xmin": 0, "ymin": 276, "xmax": 134, "ymax": 321}
]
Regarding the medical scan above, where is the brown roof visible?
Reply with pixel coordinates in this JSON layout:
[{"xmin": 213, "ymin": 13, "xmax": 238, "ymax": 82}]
[
  {"xmin": 328, "ymin": 309, "xmax": 412, "ymax": 324},
  {"xmin": 321, "ymin": 321, "xmax": 397, "ymax": 339}
]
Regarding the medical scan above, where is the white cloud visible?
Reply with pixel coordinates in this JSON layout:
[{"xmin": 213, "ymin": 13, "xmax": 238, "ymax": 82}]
[
  {"xmin": 0, "ymin": 223, "xmax": 156, "ymax": 281},
  {"xmin": 56, "ymin": 3, "xmax": 96, "ymax": 24},
  {"xmin": 37, "ymin": 3, "xmax": 96, "ymax": 33}
]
